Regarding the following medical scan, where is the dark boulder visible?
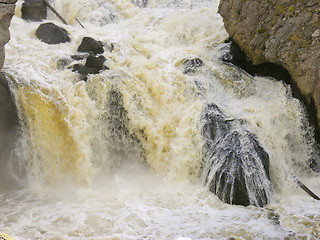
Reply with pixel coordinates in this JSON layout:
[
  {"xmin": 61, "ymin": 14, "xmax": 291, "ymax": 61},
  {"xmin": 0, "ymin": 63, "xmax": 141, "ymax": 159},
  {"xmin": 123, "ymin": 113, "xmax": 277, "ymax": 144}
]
[
  {"xmin": 202, "ymin": 104, "xmax": 272, "ymax": 207},
  {"xmin": 72, "ymin": 64, "xmax": 100, "ymax": 75},
  {"xmin": 77, "ymin": 37, "xmax": 104, "ymax": 55},
  {"xmin": 85, "ymin": 54, "xmax": 107, "ymax": 70},
  {"xmin": 182, "ymin": 58, "xmax": 203, "ymax": 74},
  {"xmin": 36, "ymin": 22, "xmax": 70, "ymax": 44},
  {"xmin": 21, "ymin": 0, "xmax": 47, "ymax": 22},
  {"xmin": 72, "ymin": 54, "xmax": 108, "ymax": 77}
]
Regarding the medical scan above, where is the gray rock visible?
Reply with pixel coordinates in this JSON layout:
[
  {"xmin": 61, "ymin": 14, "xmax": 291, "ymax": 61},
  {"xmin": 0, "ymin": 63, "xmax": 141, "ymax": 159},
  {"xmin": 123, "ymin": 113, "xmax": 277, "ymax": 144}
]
[
  {"xmin": 36, "ymin": 22, "xmax": 70, "ymax": 44},
  {"xmin": 218, "ymin": 0, "xmax": 320, "ymax": 137},
  {"xmin": 202, "ymin": 104, "xmax": 272, "ymax": 207},
  {"xmin": 0, "ymin": 1, "xmax": 16, "ymax": 69},
  {"xmin": 21, "ymin": 0, "xmax": 47, "ymax": 22}
]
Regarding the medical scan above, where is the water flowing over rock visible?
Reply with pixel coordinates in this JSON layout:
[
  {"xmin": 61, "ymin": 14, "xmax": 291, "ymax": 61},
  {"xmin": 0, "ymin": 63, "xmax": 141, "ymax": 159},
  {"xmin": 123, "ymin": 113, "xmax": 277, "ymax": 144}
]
[
  {"xmin": 21, "ymin": 0, "xmax": 47, "ymax": 22},
  {"xmin": 202, "ymin": 104, "xmax": 272, "ymax": 207},
  {"xmin": 0, "ymin": 0, "xmax": 16, "ymax": 69},
  {"xmin": 36, "ymin": 22, "xmax": 70, "ymax": 44},
  {"xmin": 0, "ymin": 73, "xmax": 20, "ymax": 190},
  {"xmin": 218, "ymin": 0, "xmax": 320, "ymax": 138}
]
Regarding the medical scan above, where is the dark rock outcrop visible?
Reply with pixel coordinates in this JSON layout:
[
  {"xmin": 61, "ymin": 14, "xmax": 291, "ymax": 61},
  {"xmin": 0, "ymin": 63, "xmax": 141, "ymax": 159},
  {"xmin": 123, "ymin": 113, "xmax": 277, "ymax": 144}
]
[
  {"xmin": 21, "ymin": 0, "xmax": 47, "ymax": 22},
  {"xmin": 218, "ymin": 0, "xmax": 320, "ymax": 139},
  {"xmin": 0, "ymin": 0, "xmax": 17, "ymax": 69},
  {"xmin": 36, "ymin": 22, "xmax": 70, "ymax": 44},
  {"xmin": 77, "ymin": 37, "xmax": 104, "ymax": 55},
  {"xmin": 0, "ymin": 73, "xmax": 20, "ymax": 191},
  {"xmin": 202, "ymin": 104, "xmax": 272, "ymax": 207}
]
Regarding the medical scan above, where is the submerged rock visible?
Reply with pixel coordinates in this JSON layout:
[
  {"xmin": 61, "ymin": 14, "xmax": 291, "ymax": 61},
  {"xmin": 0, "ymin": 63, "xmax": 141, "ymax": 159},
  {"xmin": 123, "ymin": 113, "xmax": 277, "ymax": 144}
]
[
  {"xmin": 21, "ymin": 0, "xmax": 47, "ymax": 22},
  {"xmin": 85, "ymin": 54, "xmax": 107, "ymax": 70},
  {"xmin": 36, "ymin": 22, "xmax": 70, "ymax": 44},
  {"xmin": 78, "ymin": 37, "xmax": 104, "ymax": 55},
  {"xmin": 182, "ymin": 58, "xmax": 203, "ymax": 74},
  {"xmin": 202, "ymin": 104, "xmax": 272, "ymax": 207},
  {"xmin": 106, "ymin": 88, "xmax": 145, "ymax": 166},
  {"xmin": 0, "ymin": 73, "xmax": 20, "ymax": 191},
  {"xmin": 131, "ymin": 0, "xmax": 148, "ymax": 8}
]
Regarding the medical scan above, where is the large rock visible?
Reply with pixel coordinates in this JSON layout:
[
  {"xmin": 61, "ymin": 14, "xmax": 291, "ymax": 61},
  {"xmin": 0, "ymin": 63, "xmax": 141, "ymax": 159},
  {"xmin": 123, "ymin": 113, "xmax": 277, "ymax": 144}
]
[
  {"xmin": 218, "ymin": 0, "xmax": 320, "ymax": 138},
  {"xmin": 202, "ymin": 104, "xmax": 272, "ymax": 207},
  {"xmin": 0, "ymin": 0, "xmax": 17, "ymax": 69},
  {"xmin": 21, "ymin": 0, "xmax": 47, "ymax": 21},
  {"xmin": 36, "ymin": 22, "xmax": 70, "ymax": 44}
]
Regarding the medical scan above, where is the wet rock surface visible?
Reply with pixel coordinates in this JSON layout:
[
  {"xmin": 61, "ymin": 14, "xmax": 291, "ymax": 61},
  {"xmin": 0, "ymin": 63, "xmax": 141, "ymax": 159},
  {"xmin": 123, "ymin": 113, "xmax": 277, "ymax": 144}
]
[
  {"xmin": 0, "ymin": 73, "xmax": 20, "ymax": 191},
  {"xmin": 21, "ymin": 0, "xmax": 47, "ymax": 22},
  {"xmin": 36, "ymin": 22, "xmax": 70, "ymax": 44},
  {"xmin": 77, "ymin": 37, "xmax": 104, "ymax": 55},
  {"xmin": 0, "ymin": 0, "xmax": 16, "ymax": 69},
  {"xmin": 218, "ymin": 0, "xmax": 320, "ymax": 140},
  {"xmin": 202, "ymin": 104, "xmax": 272, "ymax": 207}
]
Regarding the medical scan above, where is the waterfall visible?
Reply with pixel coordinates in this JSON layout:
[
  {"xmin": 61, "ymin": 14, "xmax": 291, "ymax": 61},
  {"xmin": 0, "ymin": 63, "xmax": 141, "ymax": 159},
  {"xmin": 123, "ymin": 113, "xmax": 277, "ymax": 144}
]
[{"xmin": 0, "ymin": 0, "xmax": 319, "ymax": 239}]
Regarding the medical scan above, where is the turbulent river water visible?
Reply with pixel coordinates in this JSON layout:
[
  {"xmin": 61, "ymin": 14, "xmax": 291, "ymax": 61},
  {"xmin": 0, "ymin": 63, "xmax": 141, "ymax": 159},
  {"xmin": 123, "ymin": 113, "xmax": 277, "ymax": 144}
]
[{"xmin": 1, "ymin": 0, "xmax": 320, "ymax": 239}]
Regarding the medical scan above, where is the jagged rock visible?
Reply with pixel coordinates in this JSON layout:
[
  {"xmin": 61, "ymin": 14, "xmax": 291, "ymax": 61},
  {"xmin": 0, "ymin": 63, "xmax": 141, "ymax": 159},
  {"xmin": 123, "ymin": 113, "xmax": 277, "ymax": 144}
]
[
  {"xmin": 218, "ymin": 0, "xmax": 320, "ymax": 139},
  {"xmin": 36, "ymin": 22, "xmax": 70, "ymax": 44},
  {"xmin": 202, "ymin": 104, "xmax": 272, "ymax": 206},
  {"xmin": 0, "ymin": 0, "xmax": 17, "ymax": 69},
  {"xmin": 77, "ymin": 37, "xmax": 104, "ymax": 55},
  {"xmin": 21, "ymin": 0, "xmax": 47, "ymax": 22},
  {"xmin": 182, "ymin": 58, "xmax": 203, "ymax": 74}
]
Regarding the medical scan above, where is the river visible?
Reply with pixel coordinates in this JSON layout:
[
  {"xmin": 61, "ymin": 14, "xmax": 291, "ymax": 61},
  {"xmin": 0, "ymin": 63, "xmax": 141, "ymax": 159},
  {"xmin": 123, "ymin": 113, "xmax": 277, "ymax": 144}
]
[{"xmin": 0, "ymin": 0, "xmax": 320, "ymax": 239}]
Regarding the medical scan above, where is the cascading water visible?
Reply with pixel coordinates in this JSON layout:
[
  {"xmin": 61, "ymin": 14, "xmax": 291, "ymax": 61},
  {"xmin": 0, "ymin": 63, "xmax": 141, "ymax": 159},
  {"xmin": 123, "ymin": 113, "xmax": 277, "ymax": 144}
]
[{"xmin": 0, "ymin": 0, "xmax": 320, "ymax": 239}]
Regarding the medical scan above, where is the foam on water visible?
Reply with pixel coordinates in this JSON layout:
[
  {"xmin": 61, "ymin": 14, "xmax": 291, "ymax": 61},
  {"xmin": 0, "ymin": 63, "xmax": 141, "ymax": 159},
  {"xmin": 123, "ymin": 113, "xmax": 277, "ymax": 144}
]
[{"xmin": 1, "ymin": 0, "xmax": 320, "ymax": 239}]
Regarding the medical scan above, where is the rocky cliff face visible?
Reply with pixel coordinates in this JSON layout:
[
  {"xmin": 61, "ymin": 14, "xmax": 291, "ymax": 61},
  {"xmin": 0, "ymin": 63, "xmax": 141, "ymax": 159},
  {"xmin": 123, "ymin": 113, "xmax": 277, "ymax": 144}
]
[
  {"xmin": 218, "ymin": 0, "xmax": 320, "ymax": 135},
  {"xmin": 0, "ymin": 0, "xmax": 16, "ymax": 69}
]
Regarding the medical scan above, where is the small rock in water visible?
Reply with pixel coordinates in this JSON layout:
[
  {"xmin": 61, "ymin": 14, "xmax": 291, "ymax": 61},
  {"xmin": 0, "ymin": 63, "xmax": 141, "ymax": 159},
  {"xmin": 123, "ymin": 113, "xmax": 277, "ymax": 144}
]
[
  {"xmin": 56, "ymin": 58, "xmax": 72, "ymax": 69},
  {"xmin": 36, "ymin": 22, "xmax": 70, "ymax": 44},
  {"xmin": 131, "ymin": 0, "xmax": 148, "ymax": 8},
  {"xmin": 72, "ymin": 64, "xmax": 100, "ymax": 75},
  {"xmin": 70, "ymin": 54, "xmax": 88, "ymax": 61},
  {"xmin": 21, "ymin": 0, "xmax": 47, "ymax": 22},
  {"xmin": 78, "ymin": 37, "xmax": 104, "ymax": 55},
  {"xmin": 182, "ymin": 58, "xmax": 203, "ymax": 74},
  {"xmin": 85, "ymin": 54, "xmax": 107, "ymax": 70}
]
